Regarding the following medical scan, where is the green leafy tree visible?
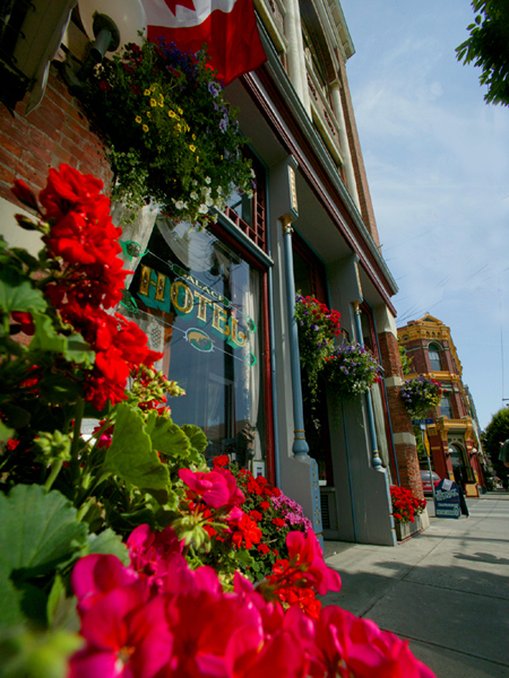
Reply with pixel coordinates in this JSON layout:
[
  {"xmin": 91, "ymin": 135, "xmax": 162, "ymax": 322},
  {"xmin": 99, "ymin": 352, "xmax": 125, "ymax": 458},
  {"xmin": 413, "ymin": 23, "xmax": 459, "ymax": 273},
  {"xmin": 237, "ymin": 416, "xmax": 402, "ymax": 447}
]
[
  {"xmin": 481, "ymin": 407, "xmax": 509, "ymax": 487},
  {"xmin": 398, "ymin": 344, "xmax": 413, "ymax": 376},
  {"xmin": 456, "ymin": 1, "xmax": 509, "ymax": 106}
]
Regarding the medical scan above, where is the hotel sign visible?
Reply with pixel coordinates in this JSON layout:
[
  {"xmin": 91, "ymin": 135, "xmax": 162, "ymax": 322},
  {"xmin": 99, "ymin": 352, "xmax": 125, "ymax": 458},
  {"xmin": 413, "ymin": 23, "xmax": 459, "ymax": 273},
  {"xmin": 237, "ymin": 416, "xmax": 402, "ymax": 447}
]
[{"xmin": 137, "ymin": 264, "xmax": 254, "ymax": 353}]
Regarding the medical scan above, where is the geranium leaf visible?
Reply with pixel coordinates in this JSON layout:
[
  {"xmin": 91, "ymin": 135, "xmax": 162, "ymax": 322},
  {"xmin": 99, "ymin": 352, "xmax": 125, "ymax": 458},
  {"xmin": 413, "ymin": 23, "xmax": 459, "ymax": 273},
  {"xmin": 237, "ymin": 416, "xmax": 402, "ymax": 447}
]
[
  {"xmin": 31, "ymin": 315, "xmax": 95, "ymax": 366},
  {"xmin": 0, "ymin": 274, "xmax": 47, "ymax": 315},
  {"xmin": 0, "ymin": 485, "xmax": 88, "ymax": 576},
  {"xmin": 85, "ymin": 529, "xmax": 129, "ymax": 564},
  {"xmin": 0, "ymin": 627, "xmax": 82, "ymax": 678},
  {"xmin": 46, "ymin": 574, "xmax": 66, "ymax": 628},
  {"xmin": 0, "ymin": 420, "xmax": 15, "ymax": 444},
  {"xmin": 145, "ymin": 411, "xmax": 191, "ymax": 459},
  {"xmin": 181, "ymin": 424, "xmax": 208, "ymax": 456},
  {"xmin": 0, "ymin": 569, "xmax": 25, "ymax": 628},
  {"xmin": 0, "ymin": 485, "xmax": 88, "ymax": 629},
  {"xmin": 103, "ymin": 404, "xmax": 170, "ymax": 492}
]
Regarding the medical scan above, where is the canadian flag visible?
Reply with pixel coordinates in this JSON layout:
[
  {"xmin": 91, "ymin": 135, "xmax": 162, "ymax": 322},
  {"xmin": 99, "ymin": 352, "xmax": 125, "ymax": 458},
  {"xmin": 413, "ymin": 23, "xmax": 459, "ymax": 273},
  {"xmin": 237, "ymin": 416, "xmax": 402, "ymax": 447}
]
[{"xmin": 141, "ymin": 0, "xmax": 267, "ymax": 85}]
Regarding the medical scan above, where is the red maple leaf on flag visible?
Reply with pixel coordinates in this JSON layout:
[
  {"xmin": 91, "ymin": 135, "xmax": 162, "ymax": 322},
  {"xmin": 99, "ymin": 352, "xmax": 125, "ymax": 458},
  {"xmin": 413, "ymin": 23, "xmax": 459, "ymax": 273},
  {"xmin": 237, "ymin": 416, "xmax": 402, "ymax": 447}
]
[{"xmin": 163, "ymin": 0, "xmax": 196, "ymax": 13}]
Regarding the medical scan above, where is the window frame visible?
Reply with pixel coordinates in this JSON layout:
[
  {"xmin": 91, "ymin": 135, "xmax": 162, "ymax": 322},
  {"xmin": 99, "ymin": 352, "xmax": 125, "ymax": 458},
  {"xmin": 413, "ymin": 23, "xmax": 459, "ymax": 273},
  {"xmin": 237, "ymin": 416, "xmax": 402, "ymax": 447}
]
[{"xmin": 428, "ymin": 342, "xmax": 442, "ymax": 372}]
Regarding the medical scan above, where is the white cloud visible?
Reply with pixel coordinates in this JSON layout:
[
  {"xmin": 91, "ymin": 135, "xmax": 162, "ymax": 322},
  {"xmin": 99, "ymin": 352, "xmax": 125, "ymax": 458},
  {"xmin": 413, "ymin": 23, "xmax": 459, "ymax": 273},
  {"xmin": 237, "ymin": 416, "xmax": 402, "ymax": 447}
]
[{"xmin": 341, "ymin": 0, "xmax": 509, "ymax": 426}]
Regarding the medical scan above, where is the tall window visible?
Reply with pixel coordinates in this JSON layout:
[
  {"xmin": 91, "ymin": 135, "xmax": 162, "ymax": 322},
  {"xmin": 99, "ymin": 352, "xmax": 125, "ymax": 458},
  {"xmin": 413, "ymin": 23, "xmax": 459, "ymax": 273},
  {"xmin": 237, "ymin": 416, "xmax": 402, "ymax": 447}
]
[
  {"xmin": 428, "ymin": 343, "xmax": 442, "ymax": 371},
  {"xmin": 127, "ymin": 218, "xmax": 268, "ymax": 469},
  {"xmin": 440, "ymin": 393, "xmax": 453, "ymax": 418}
]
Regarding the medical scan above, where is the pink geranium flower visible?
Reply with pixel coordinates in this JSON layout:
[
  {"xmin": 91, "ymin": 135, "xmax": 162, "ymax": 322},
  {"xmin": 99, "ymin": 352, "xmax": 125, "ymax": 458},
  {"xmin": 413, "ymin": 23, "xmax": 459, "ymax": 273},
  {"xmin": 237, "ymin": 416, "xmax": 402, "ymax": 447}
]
[
  {"xmin": 70, "ymin": 589, "xmax": 172, "ymax": 678},
  {"xmin": 72, "ymin": 554, "xmax": 139, "ymax": 613},
  {"xmin": 314, "ymin": 605, "xmax": 436, "ymax": 678},
  {"xmin": 70, "ymin": 555, "xmax": 172, "ymax": 678},
  {"xmin": 179, "ymin": 467, "xmax": 245, "ymax": 509},
  {"xmin": 127, "ymin": 524, "xmax": 184, "ymax": 587}
]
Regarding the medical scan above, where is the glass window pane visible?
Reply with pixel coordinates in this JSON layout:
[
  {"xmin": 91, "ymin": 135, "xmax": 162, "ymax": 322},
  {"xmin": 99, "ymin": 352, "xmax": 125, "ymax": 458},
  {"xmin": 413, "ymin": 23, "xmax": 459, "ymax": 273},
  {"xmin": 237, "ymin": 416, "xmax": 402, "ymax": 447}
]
[
  {"xmin": 429, "ymin": 347, "xmax": 441, "ymax": 371},
  {"xmin": 127, "ymin": 219, "xmax": 265, "ymax": 466},
  {"xmin": 440, "ymin": 394, "xmax": 452, "ymax": 418}
]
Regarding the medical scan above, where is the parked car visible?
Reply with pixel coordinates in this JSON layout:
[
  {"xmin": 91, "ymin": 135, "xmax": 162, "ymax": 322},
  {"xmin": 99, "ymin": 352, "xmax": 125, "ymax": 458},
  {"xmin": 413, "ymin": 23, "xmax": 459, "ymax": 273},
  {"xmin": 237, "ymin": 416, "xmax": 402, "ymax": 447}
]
[{"xmin": 420, "ymin": 470, "xmax": 441, "ymax": 495}]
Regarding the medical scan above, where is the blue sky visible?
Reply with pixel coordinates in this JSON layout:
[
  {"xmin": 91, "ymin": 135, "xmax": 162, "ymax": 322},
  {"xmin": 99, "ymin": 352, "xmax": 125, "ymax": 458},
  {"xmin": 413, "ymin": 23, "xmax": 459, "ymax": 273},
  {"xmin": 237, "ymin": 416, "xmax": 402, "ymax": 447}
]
[{"xmin": 340, "ymin": 1, "xmax": 509, "ymax": 430}]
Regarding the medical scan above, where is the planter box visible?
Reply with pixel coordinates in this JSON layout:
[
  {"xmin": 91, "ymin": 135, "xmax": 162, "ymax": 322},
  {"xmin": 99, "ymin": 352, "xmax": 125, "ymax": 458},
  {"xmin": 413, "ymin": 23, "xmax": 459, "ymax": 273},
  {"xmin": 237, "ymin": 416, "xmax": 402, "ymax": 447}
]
[{"xmin": 395, "ymin": 513, "xmax": 426, "ymax": 542}]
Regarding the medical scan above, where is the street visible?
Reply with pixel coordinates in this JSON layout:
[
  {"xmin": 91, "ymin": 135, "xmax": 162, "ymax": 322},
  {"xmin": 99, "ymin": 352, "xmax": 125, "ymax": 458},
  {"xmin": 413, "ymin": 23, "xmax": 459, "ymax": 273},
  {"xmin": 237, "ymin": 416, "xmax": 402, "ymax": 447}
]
[{"xmin": 323, "ymin": 492, "xmax": 509, "ymax": 677}]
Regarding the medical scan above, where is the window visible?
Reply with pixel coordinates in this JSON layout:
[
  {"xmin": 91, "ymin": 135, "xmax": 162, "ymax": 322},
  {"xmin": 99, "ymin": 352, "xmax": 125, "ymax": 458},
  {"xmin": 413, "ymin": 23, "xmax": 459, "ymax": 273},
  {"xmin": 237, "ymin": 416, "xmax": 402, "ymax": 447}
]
[
  {"xmin": 428, "ymin": 343, "xmax": 442, "ymax": 371},
  {"xmin": 440, "ymin": 393, "xmax": 453, "ymax": 418},
  {"xmin": 127, "ymin": 218, "xmax": 268, "ymax": 468},
  {"xmin": 224, "ymin": 154, "xmax": 267, "ymax": 252}
]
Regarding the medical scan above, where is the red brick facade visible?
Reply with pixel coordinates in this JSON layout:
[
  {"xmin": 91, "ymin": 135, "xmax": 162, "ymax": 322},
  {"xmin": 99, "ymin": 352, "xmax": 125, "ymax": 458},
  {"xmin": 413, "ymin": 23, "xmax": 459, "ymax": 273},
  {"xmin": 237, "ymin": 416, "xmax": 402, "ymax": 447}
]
[
  {"xmin": 378, "ymin": 329, "xmax": 424, "ymax": 499},
  {"xmin": 0, "ymin": 66, "xmax": 111, "ymax": 205}
]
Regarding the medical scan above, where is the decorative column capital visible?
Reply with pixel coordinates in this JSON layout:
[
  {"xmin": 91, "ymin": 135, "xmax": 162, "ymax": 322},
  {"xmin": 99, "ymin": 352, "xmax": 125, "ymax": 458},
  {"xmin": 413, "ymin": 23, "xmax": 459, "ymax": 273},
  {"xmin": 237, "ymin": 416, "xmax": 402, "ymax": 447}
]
[{"xmin": 281, "ymin": 215, "xmax": 294, "ymax": 235}]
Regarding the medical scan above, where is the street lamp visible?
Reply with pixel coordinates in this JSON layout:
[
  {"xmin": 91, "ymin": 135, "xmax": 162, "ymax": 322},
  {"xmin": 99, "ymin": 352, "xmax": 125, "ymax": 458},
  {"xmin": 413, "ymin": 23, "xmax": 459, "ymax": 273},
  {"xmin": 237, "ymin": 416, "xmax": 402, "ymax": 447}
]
[{"xmin": 62, "ymin": 0, "xmax": 146, "ymax": 88}]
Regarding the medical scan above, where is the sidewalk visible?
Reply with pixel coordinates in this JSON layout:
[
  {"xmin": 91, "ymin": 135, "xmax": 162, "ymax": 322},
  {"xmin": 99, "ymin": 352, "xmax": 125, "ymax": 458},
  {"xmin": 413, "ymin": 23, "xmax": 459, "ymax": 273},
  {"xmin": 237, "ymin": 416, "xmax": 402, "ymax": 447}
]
[{"xmin": 323, "ymin": 492, "xmax": 509, "ymax": 677}]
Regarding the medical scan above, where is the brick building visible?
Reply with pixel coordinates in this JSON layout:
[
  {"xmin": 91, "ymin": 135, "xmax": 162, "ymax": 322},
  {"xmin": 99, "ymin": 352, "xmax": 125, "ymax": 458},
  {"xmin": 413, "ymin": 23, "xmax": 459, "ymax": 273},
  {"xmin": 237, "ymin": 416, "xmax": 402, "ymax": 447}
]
[
  {"xmin": 1, "ymin": 0, "xmax": 424, "ymax": 544},
  {"xmin": 398, "ymin": 314, "xmax": 486, "ymax": 497}
]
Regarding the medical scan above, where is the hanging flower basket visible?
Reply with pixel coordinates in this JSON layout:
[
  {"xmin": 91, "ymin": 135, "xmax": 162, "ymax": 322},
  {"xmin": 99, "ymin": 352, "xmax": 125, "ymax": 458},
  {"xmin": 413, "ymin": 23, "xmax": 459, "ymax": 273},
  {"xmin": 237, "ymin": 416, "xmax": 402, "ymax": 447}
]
[
  {"xmin": 324, "ymin": 341, "xmax": 381, "ymax": 399},
  {"xmin": 400, "ymin": 376, "xmax": 442, "ymax": 419},
  {"xmin": 294, "ymin": 294, "xmax": 341, "ymax": 418},
  {"xmin": 78, "ymin": 38, "xmax": 254, "ymax": 227}
]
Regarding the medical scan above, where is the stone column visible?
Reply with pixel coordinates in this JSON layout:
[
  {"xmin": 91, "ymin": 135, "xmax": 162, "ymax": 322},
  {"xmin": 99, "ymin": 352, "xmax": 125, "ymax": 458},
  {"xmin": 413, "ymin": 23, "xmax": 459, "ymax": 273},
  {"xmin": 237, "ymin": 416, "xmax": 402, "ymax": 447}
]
[
  {"xmin": 330, "ymin": 79, "xmax": 360, "ymax": 209},
  {"xmin": 284, "ymin": 0, "xmax": 311, "ymax": 114}
]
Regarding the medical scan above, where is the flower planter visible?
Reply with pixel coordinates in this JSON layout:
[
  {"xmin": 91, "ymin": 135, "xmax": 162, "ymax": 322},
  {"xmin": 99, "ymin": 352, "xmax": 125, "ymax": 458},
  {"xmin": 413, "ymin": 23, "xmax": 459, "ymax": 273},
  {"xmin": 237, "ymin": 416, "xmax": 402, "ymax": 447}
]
[{"xmin": 395, "ymin": 514, "xmax": 425, "ymax": 542}]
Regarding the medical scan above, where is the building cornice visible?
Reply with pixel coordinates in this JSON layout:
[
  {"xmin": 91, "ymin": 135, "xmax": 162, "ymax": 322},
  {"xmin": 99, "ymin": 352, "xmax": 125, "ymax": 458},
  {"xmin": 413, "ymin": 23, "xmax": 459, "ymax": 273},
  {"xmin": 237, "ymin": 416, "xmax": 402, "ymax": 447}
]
[
  {"xmin": 243, "ymin": 21, "xmax": 398, "ymax": 310},
  {"xmin": 398, "ymin": 315, "xmax": 463, "ymax": 376}
]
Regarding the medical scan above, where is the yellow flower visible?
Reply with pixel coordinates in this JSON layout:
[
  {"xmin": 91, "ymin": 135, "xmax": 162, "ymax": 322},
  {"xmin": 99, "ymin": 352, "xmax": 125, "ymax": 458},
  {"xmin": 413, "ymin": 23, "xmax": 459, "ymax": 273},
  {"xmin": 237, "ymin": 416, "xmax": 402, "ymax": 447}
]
[
  {"xmin": 191, "ymin": 133, "xmax": 196, "ymax": 141},
  {"xmin": 189, "ymin": 144, "xmax": 196, "ymax": 152},
  {"xmin": 177, "ymin": 106, "xmax": 183, "ymax": 115},
  {"xmin": 135, "ymin": 115, "xmax": 142, "ymax": 124},
  {"xmin": 142, "ymin": 124, "xmax": 149, "ymax": 133},
  {"xmin": 150, "ymin": 98, "xmax": 157, "ymax": 107},
  {"xmin": 146, "ymin": 111, "xmax": 152, "ymax": 118},
  {"xmin": 144, "ymin": 89, "xmax": 151, "ymax": 96},
  {"xmin": 168, "ymin": 110, "xmax": 177, "ymax": 119}
]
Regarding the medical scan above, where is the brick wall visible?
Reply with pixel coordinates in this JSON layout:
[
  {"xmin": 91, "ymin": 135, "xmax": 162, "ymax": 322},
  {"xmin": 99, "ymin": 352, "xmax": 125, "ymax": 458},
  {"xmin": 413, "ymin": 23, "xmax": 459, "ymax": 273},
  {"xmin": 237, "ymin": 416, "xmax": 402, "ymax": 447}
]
[
  {"xmin": 378, "ymin": 329, "xmax": 424, "ymax": 499},
  {"xmin": 0, "ymin": 65, "xmax": 111, "ymax": 204},
  {"xmin": 337, "ymin": 59, "xmax": 381, "ymax": 247}
]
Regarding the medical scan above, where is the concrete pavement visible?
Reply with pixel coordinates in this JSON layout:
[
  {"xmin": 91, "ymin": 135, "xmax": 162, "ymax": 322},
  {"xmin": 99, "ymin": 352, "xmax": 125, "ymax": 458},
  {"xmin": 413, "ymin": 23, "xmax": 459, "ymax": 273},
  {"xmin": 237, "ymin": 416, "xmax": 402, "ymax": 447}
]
[{"xmin": 323, "ymin": 491, "xmax": 509, "ymax": 677}]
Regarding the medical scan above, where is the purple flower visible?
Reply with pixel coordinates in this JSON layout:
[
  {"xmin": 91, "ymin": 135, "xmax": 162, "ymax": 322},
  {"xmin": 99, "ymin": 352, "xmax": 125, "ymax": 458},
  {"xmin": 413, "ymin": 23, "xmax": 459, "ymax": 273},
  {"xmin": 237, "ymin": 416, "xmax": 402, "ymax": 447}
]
[
  {"xmin": 208, "ymin": 81, "xmax": 222, "ymax": 97},
  {"xmin": 219, "ymin": 114, "xmax": 228, "ymax": 133}
]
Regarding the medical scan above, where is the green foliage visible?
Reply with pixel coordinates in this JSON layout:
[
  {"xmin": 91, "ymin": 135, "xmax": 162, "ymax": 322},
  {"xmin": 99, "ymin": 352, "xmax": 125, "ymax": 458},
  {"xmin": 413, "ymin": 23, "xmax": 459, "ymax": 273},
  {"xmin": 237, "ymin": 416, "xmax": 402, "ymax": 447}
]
[
  {"xmin": 0, "ymin": 238, "xmax": 95, "ymax": 442},
  {"xmin": 103, "ymin": 404, "xmax": 172, "ymax": 494},
  {"xmin": 294, "ymin": 294, "xmax": 341, "ymax": 424},
  {"xmin": 482, "ymin": 407, "xmax": 509, "ymax": 483},
  {"xmin": 79, "ymin": 39, "xmax": 254, "ymax": 225},
  {"xmin": 400, "ymin": 376, "xmax": 442, "ymax": 419},
  {"xmin": 456, "ymin": 1, "xmax": 509, "ymax": 106},
  {"xmin": 0, "ymin": 485, "xmax": 86, "ymax": 629},
  {"xmin": 398, "ymin": 344, "xmax": 413, "ymax": 375},
  {"xmin": 325, "ymin": 342, "xmax": 381, "ymax": 398},
  {"xmin": 0, "ymin": 206, "xmax": 213, "ymax": 627},
  {"xmin": 0, "ymin": 628, "xmax": 82, "ymax": 678}
]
